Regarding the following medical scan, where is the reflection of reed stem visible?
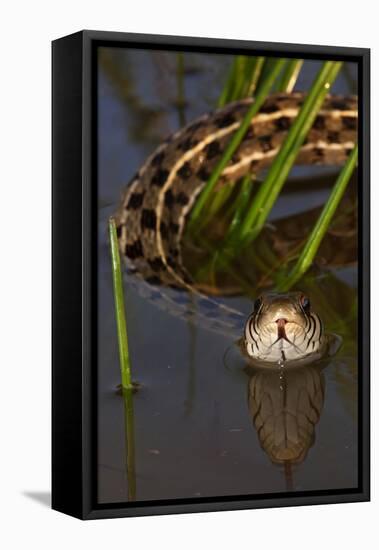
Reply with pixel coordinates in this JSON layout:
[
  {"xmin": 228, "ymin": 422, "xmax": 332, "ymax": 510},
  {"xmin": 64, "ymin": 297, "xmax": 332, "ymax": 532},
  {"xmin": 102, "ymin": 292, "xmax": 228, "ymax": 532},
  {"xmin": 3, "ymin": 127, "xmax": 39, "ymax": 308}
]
[
  {"xmin": 108, "ymin": 217, "xmax": 132, "ymax": 390},
  {"xmin": 123, "ymin": 387, "xmax": 137, "ymax": 501}
]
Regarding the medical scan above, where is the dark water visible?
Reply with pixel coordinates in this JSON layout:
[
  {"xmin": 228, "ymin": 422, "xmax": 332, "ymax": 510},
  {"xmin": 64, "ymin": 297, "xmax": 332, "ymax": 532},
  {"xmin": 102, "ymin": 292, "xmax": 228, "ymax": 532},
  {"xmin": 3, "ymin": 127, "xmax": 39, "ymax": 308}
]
[{"xmin": 97, "ymin": 48, "xmax": 358, "ymax": 504}]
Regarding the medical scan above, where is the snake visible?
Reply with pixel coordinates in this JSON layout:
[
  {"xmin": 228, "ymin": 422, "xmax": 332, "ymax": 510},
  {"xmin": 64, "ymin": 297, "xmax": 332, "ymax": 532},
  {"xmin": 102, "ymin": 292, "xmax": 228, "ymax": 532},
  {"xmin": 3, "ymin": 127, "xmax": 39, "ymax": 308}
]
[
  {"xmin": 243, "ymin": 291, "xmax": 332, "ymax": 366},
  {"xmin": 115, "ymin": 91, "xmax": 357, "ymax": 359}
]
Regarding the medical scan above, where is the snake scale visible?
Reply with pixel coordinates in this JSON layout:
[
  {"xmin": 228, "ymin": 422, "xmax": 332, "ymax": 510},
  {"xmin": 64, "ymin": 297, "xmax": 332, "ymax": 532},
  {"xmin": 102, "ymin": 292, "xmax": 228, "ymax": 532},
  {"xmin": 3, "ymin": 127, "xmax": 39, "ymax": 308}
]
[{"xmin": 115, "ymin": 92, "xmax": 357, "ymax": 346}]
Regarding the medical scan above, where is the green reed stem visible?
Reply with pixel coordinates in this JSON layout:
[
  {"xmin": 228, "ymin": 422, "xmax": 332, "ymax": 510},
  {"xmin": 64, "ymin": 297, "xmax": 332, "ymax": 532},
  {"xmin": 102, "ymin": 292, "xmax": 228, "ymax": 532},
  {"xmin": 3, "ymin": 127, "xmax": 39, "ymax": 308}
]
[
  {"xmin": 230, "ymin": 57, "xmax": 249, "ymax": 102},
  {"xmin": 278, "ymin": 59, "xmax": 304, "ymax": 92},
  {"xmin": 236, "ymin": 56, "xmax": 266, "ymax": 99},
  {"xmin": 109, "ymin": 217, "xmax": 132, "ymax": 390},
  {"xmin": 218, "ymin": 56, "xmax": 243, "ymax": 107},
  {"xmin": 210, "ymin": 56, "xmax": 265, "ymax": 220},
  {"xmin": 219, "ymin": 56, "xmax": 268, "ymax": 106},
  {"xmin": 218, "ymin": 64, "xmax": 235, "ymax": 107},
  {"xmin": 193, "ymin": 236, "xmax": 256, "ymax": 297},
  {"xmin": 245, "ymin": 57, "xmax": 266, "ymax": 96},
  {"xmin": 188, "ymin": 58, "xmax": 286, "ymax": 232},
  {"xmin": 254, "ymin": 57, "xmax": 283, "ymax": 95},
  {"xmin": 277, "ymin": 144, "xmax": 357, "ymax": 291},
  {"xmin": 200, "ymin": 183, "xmax": 234, "ymax": 227},
  {"xmin": 236, "ymin": 61, "xmax": 342, "ymax": 245},
  {"xmin": 218, "ymin": 56, "xmax": 265, "ymax": 106},
  {"xmin": 225, "ymin": 174, "xmax": 254, "ymax": 242}
]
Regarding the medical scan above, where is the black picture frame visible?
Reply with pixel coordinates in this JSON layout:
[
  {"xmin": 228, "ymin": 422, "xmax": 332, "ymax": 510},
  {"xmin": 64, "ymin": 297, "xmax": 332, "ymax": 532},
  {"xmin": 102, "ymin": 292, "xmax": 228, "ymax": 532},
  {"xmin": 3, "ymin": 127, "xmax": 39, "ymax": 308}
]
[{"xmin": 52, "ymin": 30, "xmax": 370, "ymax": 520}]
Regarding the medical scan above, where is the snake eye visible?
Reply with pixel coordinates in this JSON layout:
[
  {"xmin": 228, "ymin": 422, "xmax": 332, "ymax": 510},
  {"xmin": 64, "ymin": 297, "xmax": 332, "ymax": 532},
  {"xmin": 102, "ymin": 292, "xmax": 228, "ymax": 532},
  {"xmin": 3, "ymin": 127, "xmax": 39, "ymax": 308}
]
[
  {"xmin": 300, "ymin": 294, "xmax": 310, "ymax": 312},
  {"xmin": 253, "ymin": 297, "xmax": 262, "ymax": 312}
]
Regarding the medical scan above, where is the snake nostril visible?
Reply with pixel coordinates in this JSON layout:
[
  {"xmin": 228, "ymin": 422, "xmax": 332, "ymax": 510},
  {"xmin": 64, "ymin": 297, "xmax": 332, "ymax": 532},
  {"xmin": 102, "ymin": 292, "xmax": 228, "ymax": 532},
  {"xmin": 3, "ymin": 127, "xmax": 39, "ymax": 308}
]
[{"xmin": 276, "ymin": 318, "xmax": 288, "ymax": 326}]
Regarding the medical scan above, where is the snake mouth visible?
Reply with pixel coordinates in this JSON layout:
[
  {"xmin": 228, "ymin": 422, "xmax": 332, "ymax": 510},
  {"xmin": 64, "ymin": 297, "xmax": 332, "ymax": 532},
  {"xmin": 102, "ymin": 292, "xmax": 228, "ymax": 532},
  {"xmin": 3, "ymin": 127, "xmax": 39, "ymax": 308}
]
[
  {"xmin": 273, "ymin": 318, "xmax": 296, "ymax": 348},
  {"xmin": 265, "ymin": 318, "xmax": 304, "ymax": 355},
  {"xmin": 276, "ymin": 318, "xmax": 288, "ymax": 339}
]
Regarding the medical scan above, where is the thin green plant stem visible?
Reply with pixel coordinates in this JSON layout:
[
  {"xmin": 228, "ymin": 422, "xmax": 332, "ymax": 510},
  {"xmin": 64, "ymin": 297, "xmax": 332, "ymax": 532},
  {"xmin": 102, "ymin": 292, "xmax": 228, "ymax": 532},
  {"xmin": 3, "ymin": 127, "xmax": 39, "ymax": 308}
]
[
  {"xmin": 225, "ymin": 174, "xmax": 254, "ymax": 241},
  {"xmin": 253, "ymin": 62, "xmax": 342, "ymax": 232},
  {"xmin": 245, "ymin": 57, "xmax": 265, "ymax": 96},
  {"xmin": 109, "ymin": 217, "xmax": 136, "ymax": 499},
  {"xmin": 238, "ymin": 57, "xmax": 264, "ymax": 98},
  {"xmin": 233, "ymin": 57, "xmax": 254, "ymax": 99},
  {"xmin": 187, "ymin": 58, "xmax": 286, "ymax": 232},
  {"xmin": 240, "ymin": 57, "xmax": 257, "ymax": 89},
  {"xmin": 242, "ymin": 61, "xmax": 339, "ymax": 234},
  {"xmin": 277, "ymin": 144, "xmax": 357, "ymax": 291},
  {"xmin": 278, "ymin": 59, "xmax": 304, "ymax": 92},
  {"xmin": 254, "ymin": 58, "xmax": 283, "ymax": 96},
  {"xmin": 192, "ymin": 235, "xmax": 255, "ymax": 296},
  {"xmin": 218, "ymin": 56, "xmax": 246, "ymax": 107},
  {"xmin": 222, "ymin": 183, "xmax": 250, "ymax": 222},
  {"xmin": 229, "ymin": 57, "xmax": 249, "ymax": 102},
  {"xmin": 237, "ymin": 61, "xmax": 342, "ymax": 244},
  {"xmin": 219, "ymin": 56, "xmax": 266, "ymax": 104},
  {"xmin": 200, "ymin": 183, "xmax": 234, "ymax": 227},
  {"xmin": 108, "ymin": 217, "xmax": 132, "ymax": 390},
  {"xmin": 218, "ymin": 59, "xmax": 238, "ymax": 107}
]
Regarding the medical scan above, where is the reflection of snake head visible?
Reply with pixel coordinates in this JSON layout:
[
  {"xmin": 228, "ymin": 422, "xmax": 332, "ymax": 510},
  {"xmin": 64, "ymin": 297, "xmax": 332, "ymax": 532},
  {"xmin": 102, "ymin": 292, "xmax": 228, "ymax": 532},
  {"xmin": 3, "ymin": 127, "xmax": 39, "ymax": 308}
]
[
  {"xmin": 244, "ymin": 292, "xmax": 324, "ymax": 364},
  {"xmin": 248, "ymin": 365, "xmax": 325, "ymax": 465}
]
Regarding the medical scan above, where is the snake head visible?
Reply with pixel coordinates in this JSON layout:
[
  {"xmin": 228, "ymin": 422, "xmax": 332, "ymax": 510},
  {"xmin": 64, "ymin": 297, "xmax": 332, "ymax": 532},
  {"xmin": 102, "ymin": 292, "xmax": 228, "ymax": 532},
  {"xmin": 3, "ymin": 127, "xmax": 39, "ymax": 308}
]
[{"xmin": 244, "ymin": 291, "xmax": 323, "ymax": 364}]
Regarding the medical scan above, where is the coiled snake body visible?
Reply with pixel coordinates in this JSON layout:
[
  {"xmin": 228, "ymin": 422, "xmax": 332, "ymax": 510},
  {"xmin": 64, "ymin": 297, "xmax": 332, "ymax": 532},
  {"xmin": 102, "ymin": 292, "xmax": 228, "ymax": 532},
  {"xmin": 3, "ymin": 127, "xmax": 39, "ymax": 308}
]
[{"xmin": 115, "ymin": 92, "xmax": 357, "ymax": 361}]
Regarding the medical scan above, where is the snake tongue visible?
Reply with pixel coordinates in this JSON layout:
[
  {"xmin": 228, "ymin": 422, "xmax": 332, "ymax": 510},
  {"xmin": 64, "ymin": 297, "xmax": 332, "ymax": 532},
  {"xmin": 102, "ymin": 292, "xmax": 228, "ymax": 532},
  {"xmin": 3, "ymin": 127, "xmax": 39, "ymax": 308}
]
[{"xmin": 276, "ymin": 318, "xmax": 287, "ymax": 339}]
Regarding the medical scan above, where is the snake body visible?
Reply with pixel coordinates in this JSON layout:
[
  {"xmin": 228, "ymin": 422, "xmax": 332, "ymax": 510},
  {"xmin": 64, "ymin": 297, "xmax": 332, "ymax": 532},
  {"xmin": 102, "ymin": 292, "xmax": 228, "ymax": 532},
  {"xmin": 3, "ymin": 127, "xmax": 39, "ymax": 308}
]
[{"xmin": 115, "ymin": 92, "xmax": 357, "ymax": 352}]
